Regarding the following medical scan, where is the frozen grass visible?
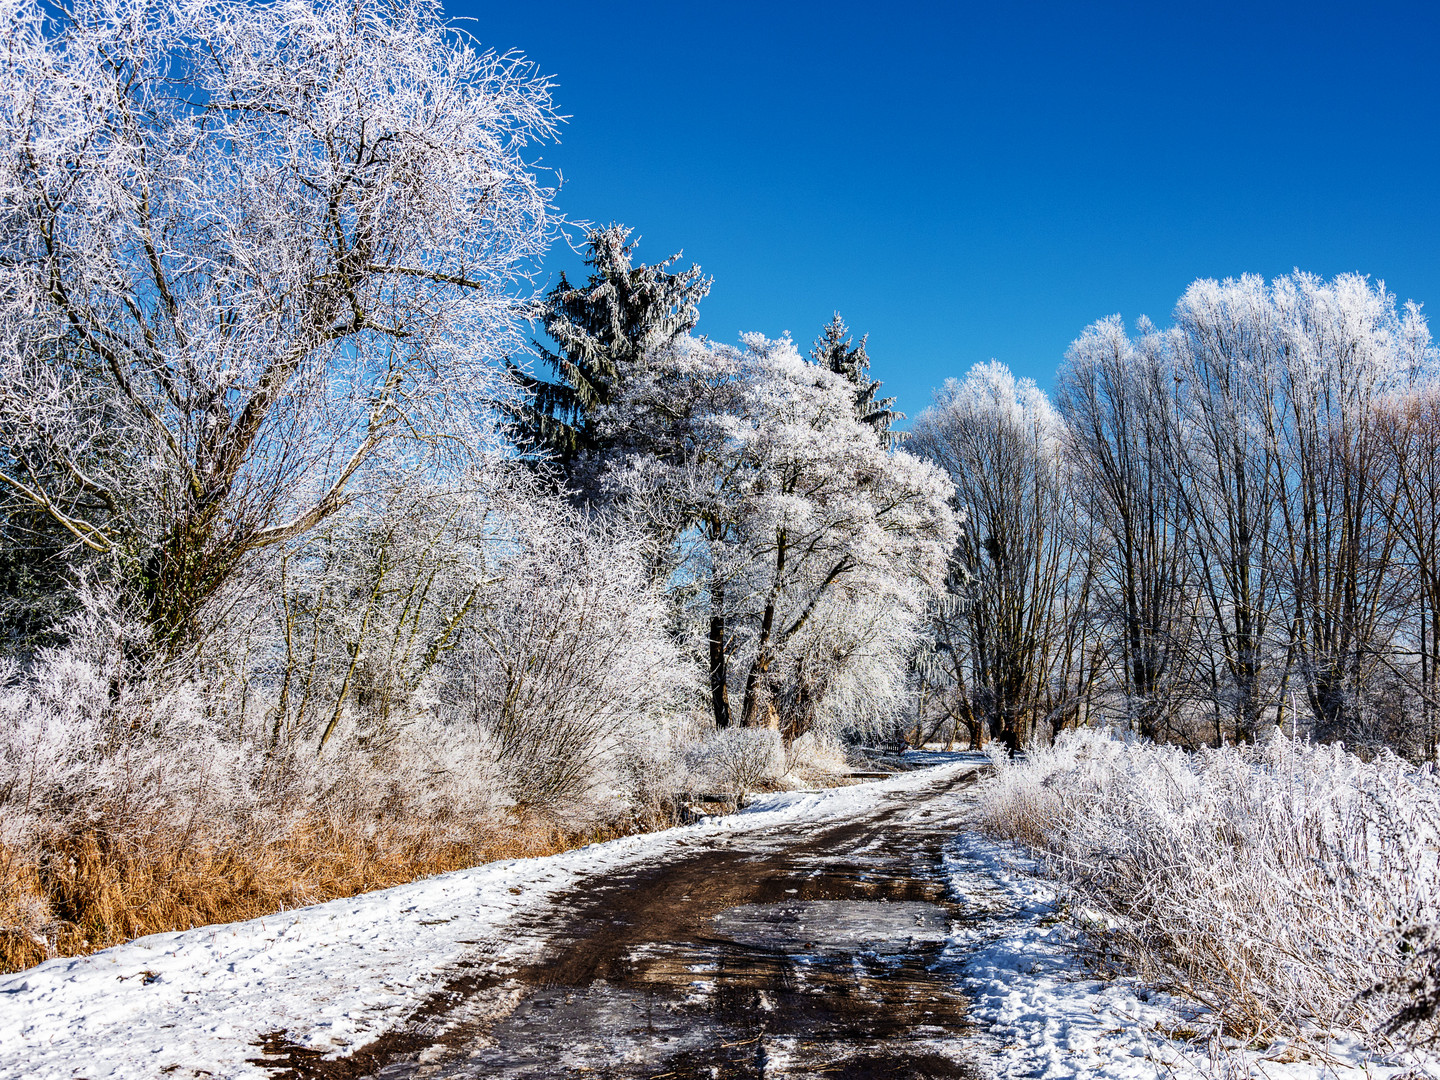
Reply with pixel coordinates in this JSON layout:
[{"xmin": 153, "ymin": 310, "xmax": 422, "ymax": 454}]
[
  {"xmin": 0, "ymin": 619, "xmax": 689, "ymax": 974},
  {"xmin": 0, "ymin": 624, "xmax": 830, "ymax": 975},
  {"xmin": 979, "ymin": 728, "xmax": 1440, "ymax": 1051},
  {"xmin": 0, "ymin": 646, "xmax": 649, "ymax": 974}
]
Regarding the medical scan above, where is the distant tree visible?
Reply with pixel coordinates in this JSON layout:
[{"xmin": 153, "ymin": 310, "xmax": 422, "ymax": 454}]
[
  {"xmin": 809, "ymin": 314, "xmax": 903, "ymax": 446},
  {"xmin": 1377, "ymin": 386, "xmax": 1440, "ymax": 758},
  {"xmin": 510, "ymin": 225, "xmax": 711, "ymax": 479},
  {"xmin": 1058, "ymin": 318, "xmax": 1196, "ymax": 742},
  {"xmin": 910, "ymin": 362, "xmax": 1091, "ymax": 752},
  {"xmin": 1047, "ymin": 273, "xmax": 1428, "ymax": 749},
  {"xmin": 1260, "ymin": 274, "xmax": 1417, "ymax": 743},
  {"xmin": 1162, "ymin": 276, "xmax": 1288, "ymax": 743}
]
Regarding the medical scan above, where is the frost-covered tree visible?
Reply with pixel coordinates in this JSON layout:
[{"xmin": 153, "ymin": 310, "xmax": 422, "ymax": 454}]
[
  {"xmin": 1377, "ymin": 385, "xmax": 1440, "ymax": 758},
  {"xmin": 601, "ymin": 335, "xmax": 959, "ymax": 741},
  {"xmin": 170, "ymin": 461, "xmax": 689, "ymax": 794},
  {"xmin": 1047, "ymin": 273, "xmax": 1433, "ymax": 749},
  {"xmin": 509, "ymin": 225, "xmax": 710, "ymax": 480},
  {"xmin": 910, "ymin": 363, "xmax": 1091, "ymax": 751},
  {"xmin": 723, "ymin": 339, "xmax": 955, "ymax": 736},
  {"xmin": 809, "ymin": 314, "xmax": 902, "ymax": 446},
  {"xmin": 588, "ymin": 337, "xmax": 748, "ymax": 723},
  {"xmin": 1262, "ymin": 273, "xmax": 1423, "ymax": 742},
  {"xmin": 252, "ymin": 479, "xmax": 490, "ymax": 760},
  {"xmin": 1159, "ymin": 278, "xmax": 1289, "ymax": 742},
  {"xmin": 1158, "ymin": 274, "xmax": 1426, "ymax": 743},
  {"xmin": 0, "ymin": 0, "xmax": 557, "ymax": 647},
  {"xmin": 1058, "ymin": 318, "xmax": 1196, "ymax": 742}
]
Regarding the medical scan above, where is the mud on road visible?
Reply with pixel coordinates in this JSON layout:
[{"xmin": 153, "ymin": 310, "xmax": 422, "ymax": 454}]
[{"xmin": 257, "ymin": 764, "xmax": 985, "ymax": 1080}]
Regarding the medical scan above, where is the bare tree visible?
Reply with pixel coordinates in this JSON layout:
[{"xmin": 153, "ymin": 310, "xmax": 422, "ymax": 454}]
[
  {"xmin": 1375, "ymin": 385, "xmax": 1440, "ymax": 756},
  {"xmin": 1165, "ymin": 277, "xmax": 1287, "ymax": 742},
  {"xmin": 1057, "ymin": 318, "xmax": 1196, "ymax": 742},
  {"xmin": 1264, "ymin": 274, "xmax": 1418, "ymax": 741}
]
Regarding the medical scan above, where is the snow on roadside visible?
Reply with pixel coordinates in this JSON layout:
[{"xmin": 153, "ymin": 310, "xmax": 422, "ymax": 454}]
[
  {"xmin": 946, "ymin": 833, "xmax": 1440, "ymax": 1080},
  {"xmin": 0, "ymin": 764, "xmax": 969, "ymax": 1080}
]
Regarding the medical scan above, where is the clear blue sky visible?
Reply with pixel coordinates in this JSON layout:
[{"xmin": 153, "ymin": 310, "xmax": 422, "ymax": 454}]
[{"xmin": 461, "ymin": 0, "xmax": 1440, "ymax": 422}]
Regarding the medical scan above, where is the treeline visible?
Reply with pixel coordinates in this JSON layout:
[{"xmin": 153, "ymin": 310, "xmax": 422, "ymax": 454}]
[{"xmin": 910, "ymin": 273, "xmax": 1440, "ymax": 759}]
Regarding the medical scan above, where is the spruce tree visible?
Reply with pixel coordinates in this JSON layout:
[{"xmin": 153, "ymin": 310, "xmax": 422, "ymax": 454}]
[
  {"xmin": 510, "ymin": 225, "xmax": 711, "ymax": 471},
  {"xmin": 809, "ymin": 313, "xmax": 903, "ymax": 445}
]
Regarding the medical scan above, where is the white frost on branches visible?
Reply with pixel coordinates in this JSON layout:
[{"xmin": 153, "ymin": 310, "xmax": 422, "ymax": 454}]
[
  {"xmin": 982, "ymin": 726, "xmax": 1440, "ymax": 1048},
  {"xmin": 598, "ymin": 333, "xmax": 959, "ymax": 739},
  {"xmin": 0, "ymin": 0, "xmax": 557, "ymax": 631}
]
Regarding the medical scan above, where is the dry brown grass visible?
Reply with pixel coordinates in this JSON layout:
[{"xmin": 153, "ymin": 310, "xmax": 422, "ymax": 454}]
[{"xmin": 0, "ymin": 809, "xmax": 651, "ymax": 975}]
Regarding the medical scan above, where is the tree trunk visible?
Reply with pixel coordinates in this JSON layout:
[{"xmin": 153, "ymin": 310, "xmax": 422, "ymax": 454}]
[{"xmin": 708, "ymin": 585, "xmax": 732, "ymax": 728}]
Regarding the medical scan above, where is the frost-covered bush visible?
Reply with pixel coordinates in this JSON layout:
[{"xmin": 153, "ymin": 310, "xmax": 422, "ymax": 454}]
[
  {"xmin": 783, "ymin": 729, "xmax": 850, "ymax": 780},
  {"xmin": 689, "ymin": 728, "xmax": 785, "ymax": 802},
  {"xmin": 0, "ymin": 469, "xmax": 699, "ymax": 968},
  {"xmin": 611, "ymin": 715, "xmax": 711, "ymax": 827},
  {"xmin": 0, "ymin": 579, "xmax": 518, "ymax": 964},
  {"xmin": 980, "ymin": 727, "xmax": 1440, "ymax": 1047},
  {"xmin": 440, "ymin": 491, "xmax": 693, "ymax": 816}
]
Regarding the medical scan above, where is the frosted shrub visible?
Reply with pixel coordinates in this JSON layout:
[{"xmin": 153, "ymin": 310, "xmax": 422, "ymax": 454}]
[
  {"xmin": 784, "ymin": 730, "xmax": 850, "ymax": 780},
  {"xmin": 0, "ymin": 587, "xmax": 229, "ymax": 829},
  {"xmin": 443, "ymin": 495, "xmax": 692, "ymax": 817},
  {"xmin": 691, "ymin": 728, "xmax": 785, "ymax": 803},
  {"xmin": 980, "ymin": 727, "xmax": 1440, "ymax": 1047},
  {"xmin": 0, "ymin": 608, "xmax": 507, "ymax": 966},
  {"xmin": 0, "ymin": 485, "xmax": 692, "ymax": 968},
  {"xmin": 614, "ymin": 716, "xmax": 711, "ymax": 827}
]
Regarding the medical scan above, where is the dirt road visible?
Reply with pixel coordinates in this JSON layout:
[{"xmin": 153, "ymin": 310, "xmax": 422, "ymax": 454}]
[{"xmin": 257, "ymin": 763, "xmax": 985, "ymax": 1080}]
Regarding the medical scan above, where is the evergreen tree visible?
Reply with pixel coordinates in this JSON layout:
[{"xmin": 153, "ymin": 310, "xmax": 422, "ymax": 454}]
[
  {"xmin": 510, "ymin": 225, "xmax": 711, "ymax": 470},
  {"xmin": 809, "ymin": 313, "xmax": 903, "ymax": 446}
]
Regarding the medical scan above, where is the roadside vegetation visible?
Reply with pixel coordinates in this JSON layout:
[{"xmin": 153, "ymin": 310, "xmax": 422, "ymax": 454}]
[{"xmin": 981, "ymin": 728, "xmax": 1440, "ymax": 1055}]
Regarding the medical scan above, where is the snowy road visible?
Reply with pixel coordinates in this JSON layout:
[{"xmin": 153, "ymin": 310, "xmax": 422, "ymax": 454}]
[
  {"xmin": 0, "ymin": 761, "xmax": 983, "ymax": 1080},
  {"xmin": 254, "ymin": 761, "xmax": 988, "ymax": 1080}
]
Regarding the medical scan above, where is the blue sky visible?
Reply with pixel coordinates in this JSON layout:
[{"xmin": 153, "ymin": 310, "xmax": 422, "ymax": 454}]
[{"xmin": 462, "ymin": 1, "xmax": 1440, "ymax": 422}]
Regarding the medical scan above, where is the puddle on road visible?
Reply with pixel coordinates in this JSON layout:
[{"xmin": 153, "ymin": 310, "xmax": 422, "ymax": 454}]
[{"xmin": 710, "ymin": 899, "xmax": 950, "ymax": 952}]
